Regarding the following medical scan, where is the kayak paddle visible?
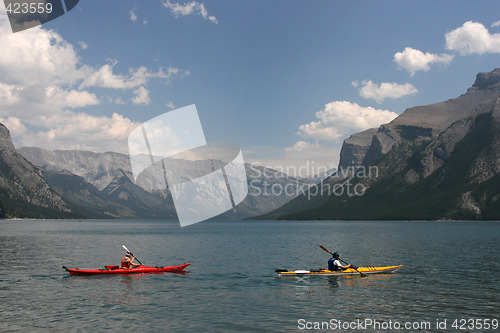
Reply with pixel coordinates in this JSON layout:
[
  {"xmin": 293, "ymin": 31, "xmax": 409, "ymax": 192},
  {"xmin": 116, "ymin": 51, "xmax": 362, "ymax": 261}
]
[
  {"xmin": 319, "ymin": 245, "xmax": 366, "ymax": 277},
  {"xmin": 122, "ymin": 244, "xmax": 143, "ymax": 265}
]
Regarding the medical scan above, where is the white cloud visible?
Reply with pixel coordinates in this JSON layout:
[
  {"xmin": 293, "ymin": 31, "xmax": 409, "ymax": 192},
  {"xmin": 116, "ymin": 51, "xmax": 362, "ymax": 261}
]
[
  {"xmin": 80, "ymin": 61, "xmax": 183, "ymax": 90},
  {"xmin": 78, "ymin": 41, "xmax": 88, "ymax": 50},
  {"xmin": 296, "ymin": 101, "xmax": 398, "ymax": 141},
  {"xmin": 129, "ymin": 8, "xmax": 148, "ymax": 25},
  {"xmin": 285, "ymin": 140, "xmax": 320, "ymax": 153},
  {"xmin": 283, "ymin": 101, "xmax": 397, "ymax": 173},
  {"xmin": 45, "ymin": 86, "xmax": 100, "ymax": 109},
  {"xmin": 353, "ymin": 80, "xmax": 418, "ymax": 104},
  {"xmin": 15, "ymin": 111, "xmax": 138, "ymax": 153},
  {"xmin": 0, "ymin": 116, "xmax": 28, "ymax": 136},
  {"xmin": 30, "ymin": 112, "xmax": 134, "ymax": 151},
  {"xmin": 132, "ymin": 86, "xmax": 151, "ymax": 105},
  {"xmin": 298, "ymin": 121, "xmax": 342, "ymax": 141},
  {"xmin": 492, "ymin": 21, "xmax": 500, "ymax": 28},
  {"xmin": 129, "ymin": 9, "xmax": 138, "ymax": 22},
  {"xmin": 0, "ymin": 16, "xmax": 90, "ymax": 87},
  {"xmin": 445, "ymin": 21, "xmax": 500, "ymax": 55},
  {"xmin": 394, "ymin": 47, "xmax": 454, "ymax": 76},
  {"xmin": 0, "ymin": 83, "xmax": 22, "ymax": 105},
  {"xmin": 0, "ymin": 15, "xmax": 97, "ymax": 115},
  {"xmin": 0, "ymin": 10, "xmax": 185, "ymax": 153},
  {"xmin": 165, "ymin": 101, "xmax": 176, "ymax": 109},
  {"xmin": 163, "ymin": 1, "xmax": 218, "ymax": 24}
]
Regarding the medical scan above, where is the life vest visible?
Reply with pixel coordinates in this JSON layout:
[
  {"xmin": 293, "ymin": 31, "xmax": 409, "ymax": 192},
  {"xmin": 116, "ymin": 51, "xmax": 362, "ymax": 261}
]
[
  {"xmin": 328, "ymin": 258, "xmax": 341, "ymax": 271},
  {"xmin": 121, "ymin": 256, "xmax": 132, "ymax": 269}
]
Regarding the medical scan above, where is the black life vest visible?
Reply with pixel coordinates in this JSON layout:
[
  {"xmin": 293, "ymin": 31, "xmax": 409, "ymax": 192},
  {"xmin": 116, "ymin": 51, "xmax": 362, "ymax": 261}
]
[{"xmin": 328, "ymin": 258, "xmax": 341, "ymax": 271}]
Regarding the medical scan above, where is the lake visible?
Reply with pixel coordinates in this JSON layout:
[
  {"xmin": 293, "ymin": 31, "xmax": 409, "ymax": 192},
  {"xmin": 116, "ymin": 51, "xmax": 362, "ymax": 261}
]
[{"xmin": 0, "ymin": 220, "xmax": 498, "ymax": 332}]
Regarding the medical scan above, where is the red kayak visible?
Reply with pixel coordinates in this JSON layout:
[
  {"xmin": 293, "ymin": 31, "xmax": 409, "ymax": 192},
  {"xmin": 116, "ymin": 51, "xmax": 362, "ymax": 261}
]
[{"xmin": 63, "ymin": 263, "xmax": 190, "ymax": 275}]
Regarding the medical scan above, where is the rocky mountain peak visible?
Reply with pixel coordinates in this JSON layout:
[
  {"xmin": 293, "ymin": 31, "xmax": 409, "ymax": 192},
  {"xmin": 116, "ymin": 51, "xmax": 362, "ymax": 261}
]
[
  {"xmin": 267, "ymin": 70, "xmax": 500, "ymax": 221},
  {"xmin": 0, "ymin": 122, "xmax": 75, "ymax": 217},
  {"xmin": 338, "ymin": 128, "xmax": 377, "ymax": 169},
  {"xmin": 0, "ymin": 123, "xmax": 15, "ymax": 151},
  {"xmin": 470, "ymin": 68, "xmax": 500, "ymax": 91},
  {"xmin": 337, "ymin": 68, "xmax": 500, "ymax": 170}
]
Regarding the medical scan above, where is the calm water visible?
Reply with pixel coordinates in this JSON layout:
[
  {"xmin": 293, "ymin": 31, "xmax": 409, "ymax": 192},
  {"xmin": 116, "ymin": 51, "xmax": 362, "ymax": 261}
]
[{"xmin": 0, "ymin": 220, "xmax": 498, "ymax": 332}]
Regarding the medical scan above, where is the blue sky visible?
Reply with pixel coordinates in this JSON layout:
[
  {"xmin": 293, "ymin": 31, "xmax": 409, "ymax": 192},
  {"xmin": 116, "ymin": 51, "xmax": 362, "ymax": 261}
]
[{"xmin": 1, "ymin": 0, "xmax": 499, "ymax": 175}]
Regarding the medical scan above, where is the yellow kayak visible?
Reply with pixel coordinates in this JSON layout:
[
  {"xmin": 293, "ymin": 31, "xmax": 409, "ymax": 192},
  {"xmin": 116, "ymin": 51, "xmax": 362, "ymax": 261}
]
[{"xmin": 275, "ymin": 265, "xmax": 403, "ymax": 277}]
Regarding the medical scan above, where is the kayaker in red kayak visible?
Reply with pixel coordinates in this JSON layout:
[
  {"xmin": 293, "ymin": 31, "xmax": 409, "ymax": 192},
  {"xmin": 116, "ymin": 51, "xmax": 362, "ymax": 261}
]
[
  {"xmin": 328, "ymin": 252, "xmax": 351, "ymax": 271},
  {"xmin": 121, "ymin": 252, "xmax": 141, "ymax": 269}
]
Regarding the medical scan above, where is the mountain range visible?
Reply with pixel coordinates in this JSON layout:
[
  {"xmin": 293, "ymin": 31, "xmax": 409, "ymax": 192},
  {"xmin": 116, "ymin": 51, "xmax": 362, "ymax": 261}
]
[
  {"xmin": 5, "ymin": 144, "xmax": 314, "ymax": 220},
  {"xmin": 259, "ymin": 68, "xmax": 500, "ymax": 220},
  {"xmin": 2, "ymin": 69, "xmax": 500, "ymax": 221}
]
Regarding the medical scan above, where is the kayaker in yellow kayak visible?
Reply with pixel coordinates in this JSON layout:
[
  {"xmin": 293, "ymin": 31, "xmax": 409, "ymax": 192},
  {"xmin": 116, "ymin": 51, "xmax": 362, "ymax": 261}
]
[
  {"xmin": 121, "ymin": 252, "xmax": 141, "ymax": 269},
  {"xmin": 328, "ymin": 252, "xmax": 351, "ymax": 271}
]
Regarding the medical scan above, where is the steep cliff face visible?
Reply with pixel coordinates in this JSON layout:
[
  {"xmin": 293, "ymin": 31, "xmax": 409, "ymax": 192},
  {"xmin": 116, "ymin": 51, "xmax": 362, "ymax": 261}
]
[
  {"xmin": 338, "ymin": 68, "xmax": 500, "ymax": 168},
  {"xmin": 338, "ymin": 128, "xmax": 377, "ymax": 169},
  {"xmin": 263, "ymin": 69, "xmax": 500, "ymax": 220},
  {"xmin": 405, "ymin": 98, "xmax": 500, "ymax": 182},
  {"xmin": 0, "ymin": 124, "xmax": 74, "ymax": 218}
]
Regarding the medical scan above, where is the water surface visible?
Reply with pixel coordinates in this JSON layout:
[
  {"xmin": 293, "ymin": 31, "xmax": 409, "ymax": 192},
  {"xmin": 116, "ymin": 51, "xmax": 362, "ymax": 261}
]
[{"xmin": 0, "ymin": 220, "xmax": 498, "ymax": 332}]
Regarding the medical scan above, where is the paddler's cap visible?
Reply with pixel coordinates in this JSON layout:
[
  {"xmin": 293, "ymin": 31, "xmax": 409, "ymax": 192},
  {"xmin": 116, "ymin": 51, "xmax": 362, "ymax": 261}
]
[
  {"xmin": 125, "ymin": 252, "xmax": 131, "ymax": 256},
  {"xmin": 332, "ymin": 252, "xmax": 340, "ymax": 257}
]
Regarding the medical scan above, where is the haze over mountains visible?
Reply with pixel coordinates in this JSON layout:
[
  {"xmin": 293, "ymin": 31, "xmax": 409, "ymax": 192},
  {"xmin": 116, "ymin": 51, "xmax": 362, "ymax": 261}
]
[
  {"xmin": 7, "ymin": 145, "xmax": 314, "ymax": 220},
  {"xmin": 261, "ymin": 68, "xmax": 500, "ymax": 220},
  {"xmin": 2, "ymin": 69, "xmax": 500, "ymax": 220}
]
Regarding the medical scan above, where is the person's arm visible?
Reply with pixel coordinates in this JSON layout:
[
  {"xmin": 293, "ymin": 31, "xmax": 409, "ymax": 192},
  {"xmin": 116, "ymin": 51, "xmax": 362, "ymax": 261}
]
[
  {"xmin": 130, "ymin": 256, "xmax": 142, "ymax": 267},
  {"xmin": 335, "ymin": 259, "xmax": 351, "ymax": 270},
  {"xmin": 339, "ymin": 262, "xmax": 351, "ymax": 269}
]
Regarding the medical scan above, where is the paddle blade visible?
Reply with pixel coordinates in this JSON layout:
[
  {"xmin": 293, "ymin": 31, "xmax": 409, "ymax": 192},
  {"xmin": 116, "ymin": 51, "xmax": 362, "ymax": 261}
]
[
  {"xmin": 319, "ymin": 245, "xmax": 332, "ymax": 254},
  {"xmin": 122, "ymin": 245, "xmax": 130, "ymax": 252}
]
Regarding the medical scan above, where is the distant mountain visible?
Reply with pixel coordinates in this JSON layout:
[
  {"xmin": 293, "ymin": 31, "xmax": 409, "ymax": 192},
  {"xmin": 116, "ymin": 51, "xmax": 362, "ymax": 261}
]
[
  {"xmin": 101, "ymin": 172, "xmax": 177, "ymax": 219},
  {"xmin": 18, "ymin": 147, "xmax": 314, "ymax": 220},
  {"xmin": 18, "ymin": 148, "xmax": 133, "ymax": 190},
  {"xmin": 0, "ymin": 124, "xmax": 76, "ymax": 218},
  {"xmin": 216, "ymin": 163, "xmax": 314, "ymax": 219},
  {"xmin": 260, "ymin": 68, "xmax": 500, "ymax": 220},
  {"xmin": 40, "ymin": 169, "xmax": 167, "ymax": 218}
]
